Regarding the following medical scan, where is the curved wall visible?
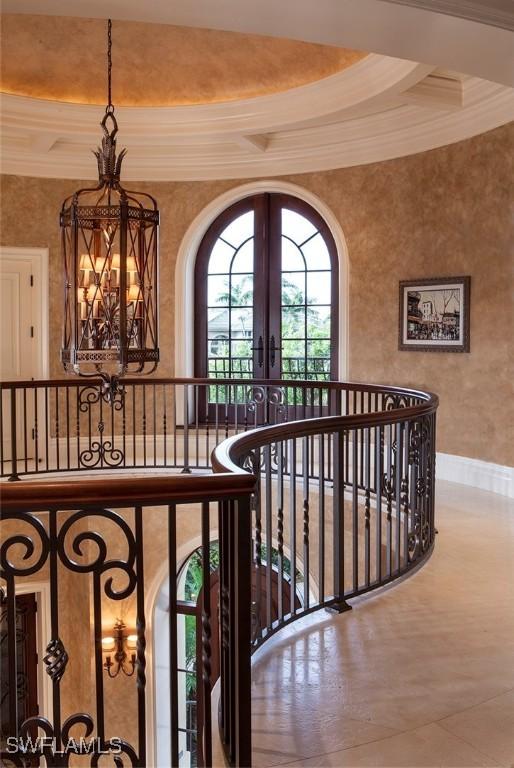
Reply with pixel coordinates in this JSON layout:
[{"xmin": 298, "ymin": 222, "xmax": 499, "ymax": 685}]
[{"xmin": 1, "ymin": 123, "xmax": 512, "ymax": 466}]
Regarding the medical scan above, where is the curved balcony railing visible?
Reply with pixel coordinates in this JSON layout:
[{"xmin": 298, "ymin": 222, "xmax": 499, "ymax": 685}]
[
  {"xmin": 212, "ymin": 390, "xmax": 438, "ymax": 645},
  {"xmin": 1, "ymin": 377, "xmax": 428, "ymax": 480},
  {"xmin": 0, "ymin": 377, "xmax": 438, "ymax": 768}
]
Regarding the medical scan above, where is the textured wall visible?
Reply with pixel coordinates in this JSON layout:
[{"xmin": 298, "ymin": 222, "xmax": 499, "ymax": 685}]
[{"xmin": 1, "ymin": 123, "xmax": 513, "ymax": 466}]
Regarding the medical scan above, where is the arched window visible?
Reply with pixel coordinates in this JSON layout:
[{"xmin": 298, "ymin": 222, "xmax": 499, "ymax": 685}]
[{"xmin": 194, "ymin": 193, "xmax": 338, "ymax": 382}]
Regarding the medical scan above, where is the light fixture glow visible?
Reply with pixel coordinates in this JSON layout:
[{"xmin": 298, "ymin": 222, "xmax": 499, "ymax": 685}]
[
  {"xmin": 60, "ymin": 19, "xmax": 159, "ymax": 404},
  {"xmin": 103, "ymin": 619, "xmax": 136, "ymax": 678}
]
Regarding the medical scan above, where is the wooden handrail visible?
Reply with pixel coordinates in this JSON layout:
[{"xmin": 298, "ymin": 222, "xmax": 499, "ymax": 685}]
[
  {"xmin": 0, "ymin": 376, "xmax": 433, "ymax": 400},
  {"xmin": 0, "ymin": 472, "xmax": 256, "ymax": 512},
  {"xmin": 212, "ymin": 394, "xmax": 439, "ymax": 475}
]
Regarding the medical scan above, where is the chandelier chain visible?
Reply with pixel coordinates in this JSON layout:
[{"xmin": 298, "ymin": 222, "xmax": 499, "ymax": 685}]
[{"xmin": 106, "ymin": 18, "xmax": 114, "ymax": 113}]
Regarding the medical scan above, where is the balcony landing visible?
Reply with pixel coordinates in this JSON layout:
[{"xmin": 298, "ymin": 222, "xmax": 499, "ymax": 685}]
[{"xmin": 245, "ymin": 480, "xmax": 514, "ymax": 768}]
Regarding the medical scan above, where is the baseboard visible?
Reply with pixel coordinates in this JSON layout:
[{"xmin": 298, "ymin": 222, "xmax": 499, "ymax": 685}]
[{"xmin": 436, "ymin": 452, "xmax": 514, "ymax": 499}]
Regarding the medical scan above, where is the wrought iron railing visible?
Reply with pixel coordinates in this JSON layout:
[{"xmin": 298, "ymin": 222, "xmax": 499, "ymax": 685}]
[
  {"xmin": 0, "ymin": 475, "xmax": 254, "ymax": 768},
  {"xmin": 0, "ymin": 377, "xmax": 438, "ymax": 768},
  {"xmin": 212, "ymin": 393, "xmax": 438, "ymax": 646},
  {"xmin": 0, "ymin": 378, "xmax": 426, "ymax": 481}
]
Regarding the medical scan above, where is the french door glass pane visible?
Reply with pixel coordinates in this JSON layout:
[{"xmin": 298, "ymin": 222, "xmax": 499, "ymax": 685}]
[
  {"xmin": 281, "ymin": 208, "xmax": 332, "ymax": 381},
  {"xmin": 207, "ymin": 210, "xmax": 254, "ymax": 379},
  {"xmin": 199, "ymin": 196, "xmax": 336, "ymax": 397}
]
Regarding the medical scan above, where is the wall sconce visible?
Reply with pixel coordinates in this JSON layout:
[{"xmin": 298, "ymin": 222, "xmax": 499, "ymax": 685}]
[{"xmin": 102, "ymin": 619, "xmax": 137, "ymax": 678}]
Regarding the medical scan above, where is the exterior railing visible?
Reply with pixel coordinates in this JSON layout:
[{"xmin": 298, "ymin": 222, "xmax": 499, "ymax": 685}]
[{"xmin": 0, "ymin": 377, "xmax": 438, "ymax": 768}]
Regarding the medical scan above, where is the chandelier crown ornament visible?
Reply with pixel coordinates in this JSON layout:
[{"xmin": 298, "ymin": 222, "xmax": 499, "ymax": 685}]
[
  {"xmin": 60, "ymin": 19, "xmax": 159, "ymax": 391},
  {"xmin": 94, "ymin": 111, "xmax": 127, "ymax": 183}
]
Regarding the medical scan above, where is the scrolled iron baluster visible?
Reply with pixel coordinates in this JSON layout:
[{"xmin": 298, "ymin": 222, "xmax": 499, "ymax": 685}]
[
  {"xmin": 18, "ymin": 716, "xmax": 56, "ymax": 765},
  {"xmin": 220, "ymin": 584, "xmax": 230, "ymax": 650},
  {"xmin": 78, "ymin": 385, "xmax": 102, "ymax": 413},
  {"xmin": 201, "ymin": 612, "xmax": 212, "ymax": 684},
  {"xmin": 134, "ymin": 613, "xmax": 147, "ymax": 723},
  {"xmin": 245, "ymin": 385, "xmax": 265, "ymax": 415},
  {"xmin": 401, "ymin": 476, "xmax": 410, "ymax": 564},
  {"xmin": 92, "ymin": 738, "xmax": 139, "ymax": 766},
  {"xmin": 100, "ymin": 379, "xmax": 127, "ymax": 410},
  {"xmin": 0, "ymin": 512, "xmax": 50, "ymax": 578},
  {"xmin": 55, "ymin": 387, "xmax": 60, "ymax": 471},
  {"xmin": 383, "ymin": 462, "xmax": 395, "ymax": 577},
  {"xmin": 57, "ymin": 509, "xmax": 137, "ymax": 601},
  {"xmin": 383, "ymin": 393, "xmax": 409, "ymax": 411},
  {"xmin": 268, "ymin": 386, "xmax": 286, "ymax": 422},
  {"xmin": 79, "ymin": 439, "xmax": 124, "ymax": 469},
  {"xmin": 18, "ymin": 713, "xmax": 139, "ymax": 765},
  {"xmin": 60, "ymin": 713, "xmax": 94, "ymax": 745}
]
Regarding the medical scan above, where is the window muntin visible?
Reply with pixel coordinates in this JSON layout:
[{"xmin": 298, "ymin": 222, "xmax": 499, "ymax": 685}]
[
  {"xmin": 195, "ymin": 194, "xmax": 338, "ymax": 387},
  {"xmin": 281, "ymin": 208, "xmax": 332, "ymax": 380},
  {"xmin": 206, "ymin": 210, "xmax": 254, "ymax": 379}
]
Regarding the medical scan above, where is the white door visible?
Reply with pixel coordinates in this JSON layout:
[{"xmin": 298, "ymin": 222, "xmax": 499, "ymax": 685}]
[{"xmin": 0, "ymin": 248, "xmax": 48, "ymax": 472}]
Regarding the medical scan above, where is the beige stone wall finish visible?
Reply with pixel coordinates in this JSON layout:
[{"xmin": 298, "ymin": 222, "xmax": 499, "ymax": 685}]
[{"xmin": 1, "ymin": 124, "xmax": 513, "ymax": 466}]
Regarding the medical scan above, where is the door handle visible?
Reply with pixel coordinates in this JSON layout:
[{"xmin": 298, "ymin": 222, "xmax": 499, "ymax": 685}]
[
  {"xmin": 269, "ymin": 335, "xmax": 283, "ymax": 369},
  {"xmin": 252, "ymin": 335, "xmax": 264, "ymax": 368}
]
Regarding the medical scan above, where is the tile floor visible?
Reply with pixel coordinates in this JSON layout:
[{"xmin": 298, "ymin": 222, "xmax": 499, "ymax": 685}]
[{"xmin": 245, "ymin": 481, "xmax": 514, "ymax": 767}]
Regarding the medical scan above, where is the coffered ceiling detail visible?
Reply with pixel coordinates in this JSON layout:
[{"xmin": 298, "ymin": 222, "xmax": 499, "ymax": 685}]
[
  {"xmin": 2, "ymin": 55, "xmax": 513, "ymax": 181},
  {"xmin": 1, "ymin": 8, "xmax": 513, "ymax": 181}
]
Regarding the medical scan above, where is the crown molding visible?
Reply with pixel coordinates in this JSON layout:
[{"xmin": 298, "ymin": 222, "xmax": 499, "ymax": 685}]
[
  {"xmin": 1, "ymin": 74, "xmax": 512, "ymax": 181},
  {"xmin": 0, "ymin": 56, "xmax": 429, "ymax": 137}
]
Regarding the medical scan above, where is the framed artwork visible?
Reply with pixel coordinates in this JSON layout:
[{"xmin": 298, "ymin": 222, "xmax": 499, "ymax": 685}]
[{"xmin": 399, "ymin": 276, "xmax": 470, "ymax": 352}]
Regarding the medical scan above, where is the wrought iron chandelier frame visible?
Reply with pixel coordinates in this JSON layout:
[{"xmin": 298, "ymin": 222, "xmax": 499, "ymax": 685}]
[{"xmin": 60, "ymin": 20, "xmax": 160, "ymax": 393}]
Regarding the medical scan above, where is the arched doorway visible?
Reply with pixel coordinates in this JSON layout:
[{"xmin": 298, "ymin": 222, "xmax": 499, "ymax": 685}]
[
  {"xmin": 153, "ymin": 540, "xmax": 302, "ymax": 767},
  {"xmin": 194, "ymin": 193, "xmax": 339, "ymax": 383}
]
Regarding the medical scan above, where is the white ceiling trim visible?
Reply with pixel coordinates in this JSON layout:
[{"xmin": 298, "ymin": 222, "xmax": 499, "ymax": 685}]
[
  {"xmin": 2, "ymin": 77, "xmax": 512, "ymax": 181},
  {"xmin": 3, "ymin": 0, "xmax": 513, "ymax": 86},
  {"xmin": 0, "ymin": 56, "xmax": 430, "ymax": 137}
]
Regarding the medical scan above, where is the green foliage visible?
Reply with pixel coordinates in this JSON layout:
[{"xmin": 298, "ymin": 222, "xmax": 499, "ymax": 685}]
[
  {"xmin": 209, "ymin": 274, "xmax": 331, "ymax": 382},
  {"xmin": 181, "ymin": 540, "xmax": 302, "ymax": 679}
]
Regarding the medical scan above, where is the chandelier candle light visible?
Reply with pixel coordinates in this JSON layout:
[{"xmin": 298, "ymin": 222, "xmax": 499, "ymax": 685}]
[{"xmin": 60, "ymin": 19, "xmax": 159, "ymax": 402}]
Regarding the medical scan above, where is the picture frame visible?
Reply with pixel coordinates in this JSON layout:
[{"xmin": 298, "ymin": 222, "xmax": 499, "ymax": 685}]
[{"xmin": 399, "ymin": 276, "xmax": 471, "ymax": 352}]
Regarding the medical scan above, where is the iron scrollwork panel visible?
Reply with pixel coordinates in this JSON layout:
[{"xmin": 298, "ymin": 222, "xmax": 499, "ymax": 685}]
[{"xmin": 0, "ymin": 506, "xmax": 145, "ymax": 767}]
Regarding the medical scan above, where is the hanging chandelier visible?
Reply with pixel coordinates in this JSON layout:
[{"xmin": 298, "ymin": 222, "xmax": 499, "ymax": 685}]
[{"xmin": 60, "ymin": 19, "xmax": 159, "ymax": 398}]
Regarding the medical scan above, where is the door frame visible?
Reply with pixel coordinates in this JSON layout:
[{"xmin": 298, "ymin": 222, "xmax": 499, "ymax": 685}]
[
  {"xmin": 0, "ymin": 246, "xmax": 50, "ymax": 381},
  {"xmin": 175, "ymin": 181, "xmax": 349, "ymax": 382},
  {"xmin": 12, "ymin": 581, "xmax": 53, "ymax": 728},
  {"xmin": 193, "ymin": 192, "xmax": 340, "ymax": 422}
]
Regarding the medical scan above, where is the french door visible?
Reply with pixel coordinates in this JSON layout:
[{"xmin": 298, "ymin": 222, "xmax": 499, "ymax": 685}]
[{"xmin": 194, "ymin": 193, "xmax": 338, "ymax": 418}]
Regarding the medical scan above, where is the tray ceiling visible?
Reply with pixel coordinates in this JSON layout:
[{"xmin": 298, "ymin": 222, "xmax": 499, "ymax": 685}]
[
  {"xmin": 1, "ymin": 11, "xmax": 513, "ymax": 181},
  {"xmin": 0, "ymin": 15, "xmax": 365, "ymax": 107}
]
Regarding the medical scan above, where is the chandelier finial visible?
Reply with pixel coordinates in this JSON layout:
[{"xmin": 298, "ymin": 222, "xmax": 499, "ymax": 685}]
[{"xmin": 93, "ymin": 19, "xmax": 127, "ymax": 184}]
